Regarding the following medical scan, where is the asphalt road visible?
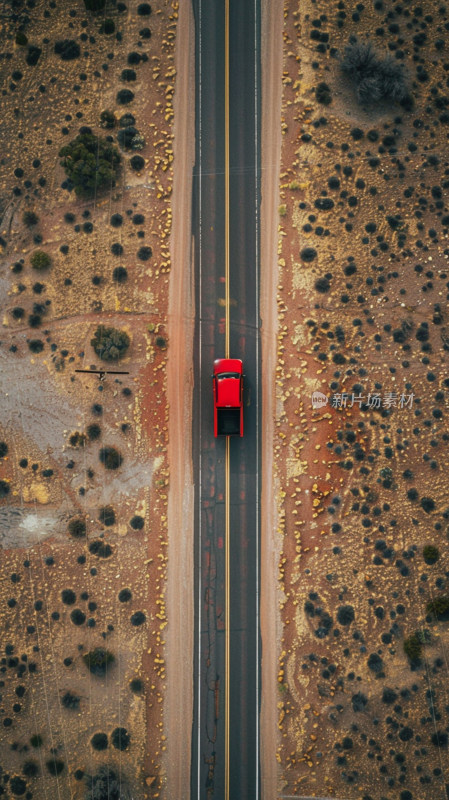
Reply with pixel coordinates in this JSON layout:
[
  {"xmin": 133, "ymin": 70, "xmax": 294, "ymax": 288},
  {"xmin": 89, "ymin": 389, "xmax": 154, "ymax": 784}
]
[{"xmin": 191, "ymin": 1, "xmax": 261, "ymax": 798}]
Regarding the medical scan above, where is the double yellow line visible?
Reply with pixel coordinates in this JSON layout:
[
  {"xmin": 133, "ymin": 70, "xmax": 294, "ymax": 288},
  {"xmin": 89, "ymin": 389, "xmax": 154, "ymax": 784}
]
[{"xmin": 224, "ymin": 1, "xmax": 230, "ymax": 799}]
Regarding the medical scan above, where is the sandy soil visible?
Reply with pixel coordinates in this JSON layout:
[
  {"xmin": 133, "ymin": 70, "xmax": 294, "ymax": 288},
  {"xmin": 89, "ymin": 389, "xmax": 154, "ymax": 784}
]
[
  {"xmin": 272, "ymin": 0, "xmax": 449, "ymax": 798},
  {"xmin": 164, "ymin": 0, "xmax": 195, "ymax": 796}
]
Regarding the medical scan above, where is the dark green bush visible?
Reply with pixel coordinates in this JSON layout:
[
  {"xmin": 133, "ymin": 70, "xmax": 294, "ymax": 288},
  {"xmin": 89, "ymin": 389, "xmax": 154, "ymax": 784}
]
[
  {"xmin": 336, "ymin": 605, "xmax": 355, "ymax": 626},
  {"xmin": 15, "ymin": 32, "xmax": 28, "ymax": 46},
  {"xmin": 61, "ymin": 691, "xmax": 80, "ymax": 709},
  {"xmin": 138, "ymin": 3, "xmax": 152, "ymax": 14},
  {"xmin": 46, "ymin": 758, "xmax": 65, "ymax": 776},
  {"xmin": 83, "ymin": 648, "xmax": 115, "ymax": 676},
  {"xmin": 61, "ymin": 589, "xmax": 76, "ymax": 605},
  {"xmin": 54, "ymin": 40, "xmax": 80, "ymax": 60},
  {"xmin": 121, "ymin": 69, "xmax": 136, "ymax": 82},
  {"xmin": 130, "ymin": 611, "xmax": 146, "ymax": 626},
  {"xmin": 59, "ymin": 133, "xmax": 121, "ymax": 198},
  {"xmin": 28, "ymin": 339, "xmax": 44, "ymax": 353},
  {"xmin": 403, "ymin": 633, "xmax": 422, "ymax": 661},
  {"xmin": 99, "ymin": 446, "xmax": 123, "ymax": 470},
  {"xmin": 26, "ymin": 46, "xmax": 41, "ymax": 66},
  {"xmin": 83, "ymin": 0, "xmax": 106, "ymax": 10},
  {"xmin": 9, "ymin": 776, "xmax": 27, "ymax": 796},
  {"xmin": 22, "ymin": 761, "xmax": 39, "ymax": 777},
  {"xmin": 23, "ymin": 211, "xmax": 39, "ymax": 227},
  {"xmin": 341, "ymin": 37, "xmax": 409, "ymax": 105},
  {"xmin": 130, "ymin": 515, "xmax": 144, "ymax": 530},
  {"xmin": 137, "ymin": 245, "xmax": 152, "ymax": 260},
  {"xmin": 117, "ymin": 89, "xmax": 135, "ymax": 105},
  {"xmin": 426, "ymin": 595, "xmax": 449, "ymax": 619},
  {"xmin": 30, "ymin": 734, "xmax": 43, "ymax": 748},
  {"xmin": 99, "ymin": 505, "xmax": 115, "ymax": 526},
  {"xmin": 91, "ymin": 324, "xmax": 130, "ymax": 361},
  {"xmin": 155, "ymin": 336, "xmax": 167, "ymax": 349},
  {"xmin": 89, "ymin": 540, "xmax": 113, "ymax": 558},
  {"xmin": 316, "ymin": 81, "xmax": 332, "ymax": 105},
  {"xmin": 113, "ymin": 266, "xmax": 128, "ymax": 283},
  {"xmin": 87, "ymin": 423, "xmax": 101, "ymax": 441},
  {"xmin": 70, "ymin": 609, "xmax": 86, "ymax": 626},
  {"xmin": 68, "ymin": 517, "xmax": 86, "ymax": 538},
  {"xmin": 111, "ymin": 727, "xmax": 130, "ymax": 750},
  {"xmin": 119, "ymin": 588, "xmax": 132, "ymax": 602},
  {"xmin": 84, "ymin": 766, "xmax": 124, "ymax": 800},
  {"xmin": 0, "ymin": 479, "xmax": 10, "ymax": 498},
  {"xmin": 423, "ymin": 544, "xmax": 440, "ymax": 564},
  {"xmin": 130, "ymin": 155, "xmax": 145, "ymax": 171},
  {"xmin": 91, "ymin": 732, "xmax": 108, "ymax": 750},
  {"xmin": 30, "ymin": 251, "xmax": 51, "ymax": 270},
  {"xmin": 100, "ymin": 18, "xmax": 115, "ymax": 34},
  {"xmin": 0, "ymin": 441, "xmax": 8, "ymax": 457},
  {"xmin": 117, "ymin": 125, "xmax": 139, "ymax": 149},
  {"xmin": 100, "ymin": 110, "xmax": 116, "ymax": 129},
  {"xmin": 130, "ymin": 678, "xmax": 142, "ymax": 694}
]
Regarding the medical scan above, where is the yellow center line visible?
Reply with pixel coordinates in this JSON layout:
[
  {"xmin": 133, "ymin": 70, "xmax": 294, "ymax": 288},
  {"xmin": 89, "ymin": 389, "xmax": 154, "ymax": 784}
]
[{"xmin": 224, "ymin": 1, "xmax": 230, "ymax": 799}]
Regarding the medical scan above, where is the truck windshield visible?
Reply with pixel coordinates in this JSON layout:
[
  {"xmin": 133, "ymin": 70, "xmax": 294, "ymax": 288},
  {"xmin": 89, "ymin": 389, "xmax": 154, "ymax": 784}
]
[{"xmin": 217, "ymin": 372, "xmax": 240, "ymax": 379}]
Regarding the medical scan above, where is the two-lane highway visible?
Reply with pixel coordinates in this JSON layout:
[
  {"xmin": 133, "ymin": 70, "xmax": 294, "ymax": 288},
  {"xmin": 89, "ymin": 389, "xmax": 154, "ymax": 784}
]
[{"xmin": 191, "ymin": 1, "xmax": 261, "ymax": 798}]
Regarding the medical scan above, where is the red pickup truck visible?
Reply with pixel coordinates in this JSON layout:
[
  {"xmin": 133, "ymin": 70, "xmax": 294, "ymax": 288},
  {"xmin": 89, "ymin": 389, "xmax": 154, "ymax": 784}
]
[{"xmin": 213, "ymin": 358, "xmax": 244, "ymax": 437}]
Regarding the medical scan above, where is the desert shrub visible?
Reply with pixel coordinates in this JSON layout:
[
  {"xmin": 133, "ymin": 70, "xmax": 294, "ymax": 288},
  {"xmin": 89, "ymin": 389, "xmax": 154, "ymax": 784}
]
[
  {"xmin": 117, "ymin": 125, "xmax": 139, "ymax": 149},
  {"xmin": 367, "ymin": 653, "xmax": 383, "ymax": 673},
  {"xmin": 119, "ymin": 112, "xmax": 136, "ymax": 127},
  {"xmin": 399, "ymin": 726, "xmax": 413, "ymax": 742},
  {"xmin": 9, "ymin": 776, "xmax": 27, "ymax": 795},
  {"xmin": 68, "ymin": 517, "xmax": 86, "ymax": 538},
  {"xmin": 89, "ymin": 540, "xmax": 113, "ymax": 558},
  {"xmin": 23, "ymin": 211, "xmax": 39, "ymax": 227},
  {"xmin": 28, "ymin": 338, "xmax": 44, "ymax": 353},
  {"xmin": 113, "ymin": 266, "xmax": 128, "ymax": 283},
  {"xmin": 314, "ymin": 277, "xmax": 330, "ymax": 293},
  {"xmin": 91, "ymin": 732, "xmax": 108, "ymax": 751},
  {"xmin": 130, "ymin": 155, "xmax": 145, "ymax": 171},
  {"xmin": 341, "ymin": 37, "xmax": 409, "ymax": 105},
  {"xmin": 138, "ymin": 2, "xmax": 152, "ymax": 14},
  {"xmin": 421, "ymin": 496, "xmax": 435, "ymax": 513},
  {"xmin": 0, "ymin": 479, "xmax": 10, "ymax": 498},
  {"xmin": 426, "ymin": 595, "xmax": 449, "ymax": 619},
  {"xmin": 432, "ymin": 731, "xmax": 448, "ymax": 747},
  {"xmin": 16, "ymin": 32, "xmax": 28, "ymax": 46},
  {"xmin": 30, "ymin": 734, "xmax": 43, "ymax": 748},
  {"xmin": 61, "ymin": 691, "xmax": 80, "ymax": 709},
  {"xmin": 301, "ymin": 247, "xmax": 317, "ymax": 262},
  {"xmin": 83, "ymin": 0, "xmax": 106, "ymax": 10},
  {"xmin": 83, "ymin": 648, "xmax": 115, "ymax": 676},
  {"xmin": 337, "ymin": 605, "xmax": 355, "ymax": 626},
  {"xmin": 99, "ymin": 446, "xmax": 123, "ymax": 470},
  {"xmin": 403, "ymin": 633, "xmax": 422, "ymax": 661},
  {"xmin": 121, "ymin": 68, "xmax": 136, "ymax": 82},
  {"xmin": 99, "ymin": 506, "xmax": 115, "ymax": 526},
  {"xmin": 130, "ymin": 515, "xmax": 144, "ymax": 529},
  {"xmin": 84, "ymin": 766, "xmax": 124, "ymax": 800},
  {"xmin": 70, "ymin": 609, "xmax": 86, "ymax": 626},
  {"xmin": 351, "ymin": 692, "xmax": 367, "ymax": 712},
  {"xmin": 423, "ymin": 544, "xmax": 439, "ymax": 564},
  {"xmin": 140, "ymin": 27, "xmax": 151, "ymax": 39},
  {"xmin": 61, "ymin": 589, "xmax": 76, "ymax": 605},
  {"xmin": 100, "ymin": 110, "xmax": 115, "ymax": 129},
  {"xmin": 137, "ymin": 245, "xmax": 152, "ymax": 261},
  {"xmin": 155, "ymin": 336, "xmax": 167, "ymax": 349},
  {"xmin": 87, "ymin": 423, "xmax": 101, "ymax": 441},
  {"xmin": 111, "ymin": 727, "xmax": 130, "ymax": 750},
  {"xmin": 69, "ymin": 431, "xmax": 87, "ymax": 447},
  {"xmin": 30, "ymin": 251, "xmax": 51, "ymax": 270},
  {"xmin": 130, "ymin": 678, "xmax": 142, "ymax": 693},
  {"xmin": 26, "ymin": 45, "xmax": 41, "ymax": 66},
  {"xmin": 131, "ymin": 133, "xmax": 145, "ymax": 150},
  {"xmin": 316, "ymin": 81, "xmax": 332, "ymax": 104},
  {"xmin": 110, "ymin": 213, "xmax": 123, "ymax": 227},
  {"xmin": 0, "ymin": 442, "xmax": 8, "ymax": 457},
  {"xmin": 91, "ymin": 324, "xmax": 130, "ymax": 361},
  {"xmin": 59, "ymin": 133, "xmax": 121, "ymax": 198},
  {"xmin": 130, "ymin": 611, "xmax": 146, "ymax": 626},
  {"xmin": 22, "ymin": 761, "xmax": 39, "ymax": 777},
  {"xmin": 117, "ymin": 89, "xmax": 135, "ymax": 105},
  {"xmin": 278, "ymin": 204, "xmax": 287, "ymax": 216},
  {"xmin": 46, "ymin": 758, "xmax": 65, "ymax": 776},
  {"xmin": 100, "ymin": 18, "xmax": 115, "ymax": 34},
  {"xmin": 118, "ymin": 588, "xmax": 132, "ymax": 602},
  {"xmin": 111, "ymin": 242, "xmax": 123, "ymax": 256},
  {"xmin": 382, "ymin": 687, "xmax": 397, "ymax": 704},
  {"xmin": 54, "ymin": 40, "xmax": 80, "ymax": 60}
]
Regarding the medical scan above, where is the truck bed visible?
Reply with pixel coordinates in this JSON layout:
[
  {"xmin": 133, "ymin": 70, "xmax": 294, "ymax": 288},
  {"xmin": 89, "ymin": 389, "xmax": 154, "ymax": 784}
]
[{"xmin": 216, "ymin": 408, "xmax": 241, "ymax": 436}]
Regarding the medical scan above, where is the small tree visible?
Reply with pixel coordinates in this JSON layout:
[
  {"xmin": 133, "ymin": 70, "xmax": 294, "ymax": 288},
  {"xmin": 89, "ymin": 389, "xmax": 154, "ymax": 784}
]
[
  {"xmin": 100, "ymin": 110, "xmax": 116, "ymax": 129},
  {"xmin": 426, "ymin": 595, "xmax": 449, "ymax": 619},
  {"xmin": 423, "ymin": 544, "xmax": 439, "ymax": 564},
  {"xmin": 99, "ymin": 447, "xmax": 123, "ymax": 470},
  {"xmin": 59, "ymin": 133, "xmax": 121, "ymax": 198},
  {"xmin": 91, "ymin": 324, "xmax": 130, "ymax": 361},
  {"xmin": 403, "ymin": 633, "xmax": 422, "ymax": 662},
  {"xmin": 30, "ymin": 251, "xmax": 51, "ymax": 270},
  {"xmin": 67, "ymin": 517, "xmax": 86, "ymax": 538},
  {"xmin": 61, "ymin": 691, "xmax": 80, "ymax": 709},
  {"xmin": 341, "ymin": 37, "xmax": 409, "ymax": 105},
  {"xmin": 23, "ymin": 211, "xmax": 39, "ymax": 227},
  {"xmin": 83, "ymin": 648, "xmax": 115, "ymax": 676}
]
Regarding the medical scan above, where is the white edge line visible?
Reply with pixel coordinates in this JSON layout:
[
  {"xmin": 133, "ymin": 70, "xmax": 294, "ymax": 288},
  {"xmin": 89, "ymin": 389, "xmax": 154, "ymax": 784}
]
[
  {"xmin": 254, "ymin": 1, "xmax": 260, "ymax": 798},
  {"xmin": 197, "ymin": 0, "xmax": 203, "ymax": 798}
]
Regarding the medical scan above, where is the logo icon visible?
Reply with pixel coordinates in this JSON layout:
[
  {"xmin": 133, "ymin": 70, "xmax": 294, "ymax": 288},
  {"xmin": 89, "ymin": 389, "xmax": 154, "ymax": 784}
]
[{"xmin": 312, "ymin": 391, "xmax": 328, "ymax": 409}]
